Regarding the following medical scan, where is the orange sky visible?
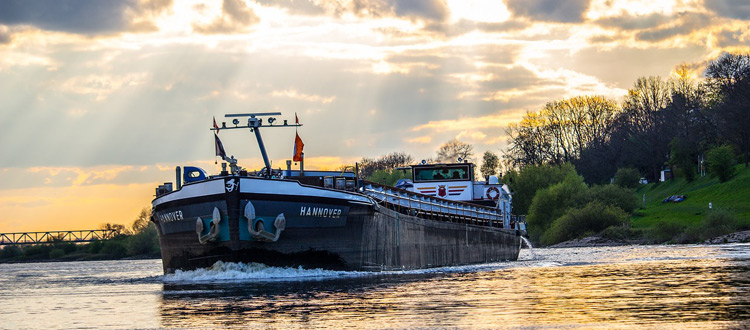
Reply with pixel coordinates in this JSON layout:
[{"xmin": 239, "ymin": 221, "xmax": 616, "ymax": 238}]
[{"xmin": 1, "ymin": 0, "xmax": 749, "ymax": 232}]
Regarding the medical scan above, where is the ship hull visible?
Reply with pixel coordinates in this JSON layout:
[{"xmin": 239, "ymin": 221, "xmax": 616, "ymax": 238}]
[{"xmin": 152, "ymin": 177, "xmax": 521, "ymax": 274}]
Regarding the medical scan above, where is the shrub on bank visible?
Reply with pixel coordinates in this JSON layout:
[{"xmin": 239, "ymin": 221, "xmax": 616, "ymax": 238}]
[
  {"xmin": 648, "ymin": 220, "xmax": 686, "ymax": 243},
  {"xmin": 127, "ymin": 223, "xmax": 160, "ymax": 256},
  {"xmin": 700, "ymin": 209, "xmax": 740, "ymax": 240},
  {"xmin": 526, "ymin": 173, "xmax": 589, "ymax": 242},
  {"xmin": 48, "ymin": 248, "xmax": 65, "ymax": 259},
  {"xmin": 541, "ymin": 201, "xmax": 629, "ymax": 245},
  {"xmin": 101, "ymin": 240, "xmax": 127, "ymax": 258},
  {"xmin": 587, "ymin": 184, "xmax": 640, "ymax": 214},
  {"xmin": 601, "ymin": 226, "xmax": 643, "ymax": 241},
  {"xmin": 1, "ymin": 245, "xmax": 22, "ymax": 259}
]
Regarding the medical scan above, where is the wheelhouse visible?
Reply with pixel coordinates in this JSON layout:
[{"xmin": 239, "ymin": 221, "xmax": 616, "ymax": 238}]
[{"xmin": 412, "ymin": 163, "xmax": 473, "ymax": 182}]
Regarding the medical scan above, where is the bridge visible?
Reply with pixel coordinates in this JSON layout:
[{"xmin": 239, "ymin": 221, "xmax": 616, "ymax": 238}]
[{"xmin": 0, "ymin": 229, "xmax": 118, "ymax": 246}]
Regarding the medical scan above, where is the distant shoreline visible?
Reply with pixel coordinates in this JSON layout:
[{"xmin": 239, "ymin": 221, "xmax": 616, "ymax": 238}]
[{"xmin": 547, "ymin": 230, "xmax": 750, "ymax": 248}]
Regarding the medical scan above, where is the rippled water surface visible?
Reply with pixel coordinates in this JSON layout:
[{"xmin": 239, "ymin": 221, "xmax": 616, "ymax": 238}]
[{"xmin": 2, "ymin": 244, "xmax": 749, "ymax": 329}]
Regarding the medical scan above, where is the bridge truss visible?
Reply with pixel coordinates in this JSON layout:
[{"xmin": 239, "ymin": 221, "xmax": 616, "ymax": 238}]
[{"xmin": 0, "ymin": 230, "xmax": 118, "ymax": 246}]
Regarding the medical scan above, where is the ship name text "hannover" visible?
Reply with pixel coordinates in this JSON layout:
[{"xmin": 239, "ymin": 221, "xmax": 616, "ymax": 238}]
[
  {"xmin": 300, "ymin": 206, "xmax": 343, "ymax": 218},
  {"xmin": 156, "ymin": 210, "xmax": 184, "ymax": 223}
]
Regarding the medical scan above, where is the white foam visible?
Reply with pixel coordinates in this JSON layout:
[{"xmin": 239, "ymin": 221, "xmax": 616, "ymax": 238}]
[
  {"xmin": 161, "ymin": 260, "xmax": 523, "ymax": 284},
  {"xmin": 162, "ymin": 261, "xmax": 370, "ymax": 283}
]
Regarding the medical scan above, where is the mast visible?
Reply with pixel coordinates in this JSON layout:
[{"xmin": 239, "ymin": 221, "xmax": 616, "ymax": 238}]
[{"xmin": 212, "ymin": 112, "xmax": 302, "ymax": 177}]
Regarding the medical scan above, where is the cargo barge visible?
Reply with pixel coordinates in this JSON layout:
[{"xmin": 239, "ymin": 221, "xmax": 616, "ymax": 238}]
[{"xmin": 151, "ymin": 113, "xmax": 524, "ymax": 274}]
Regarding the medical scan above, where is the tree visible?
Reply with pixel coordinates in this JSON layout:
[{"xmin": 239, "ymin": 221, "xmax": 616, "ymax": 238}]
[
  {"xmin": 502, "ymin": 163, "xmax": 577, "ymax": 216},
  {"xmin": 504, "ymin": 96, "xmax": 620, "ymax": 169},
  {"xmin": 131, "ymin": 208, "xmax": 152, "ymax": 234},
  {"xmin": 705, "ymin": 52, "xmax": 750, "ymax": 167},
  {"xmin": 357, "ymin": 152, "xmax": 414, "ymax": 178},
  {"xmin": 706, "ymin": 145, "xmax": 736, "ymax": 182},
  {"xmin": 480, "ymin": 151, "xmax": 499, "ymax": 178},
  {"xmin": 99, "ymin": 223, "xmax": 130, "ymax": 236},
  {"xmin": 618, "ymin": 76, "xmax": 673, "ymax": 181},
  {"xmin": 436, "ymin": 138, "xmax": 473, "ymax": 163},
  {"xmin": 613, "ymin": 167, "xmax": 640, "ymax": 189}
]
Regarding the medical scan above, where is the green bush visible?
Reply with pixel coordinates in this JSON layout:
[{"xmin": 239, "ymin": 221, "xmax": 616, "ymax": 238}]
[
  {"xmin": 541, "ymin": 201, "xmax": 629, "ymax": 245},
  {"xmin": 613, "ymin": 168, "xmax": 641, "ymax": 188},
  {"xmin": 601, "ymin": 226, "xmax": 642, "ymax": 241},
  {"xmin": 706, "ymin": 145, "xmax": 736, "ymax": 182},
  {"xmin": 587, "ymin": 185, "xmax": 640, "ymax": 213},
  {"xmin": 87, "ymin": 240, "xmax": 103, "ymax": 254},
  {"xmin": 23, "ymin": 244, "xmax": 52, "ymax": 258},
  {"xmin": 48, "ymin": 248, "xmax": 65, "ymax": 259},
  {"xmin": 648, "ymin": 220, "xmax": 686, "ymax": 243},
  {"xmin": 700, "ymin": 209, "xmax": 739, "ymax": 240},
  {"xmin": 101, "ymin": 240, "xmax": 127, "ymax": 258},
  {"xmin": 502, "ymin": 163, "xmax": 578, "ymax": 215},
  {"xmin": 0, "ymin": 245, "xmax": 22, "ymax": 259},
  {"xmin": 127, "ymin": 223, "xmax": 160, "ymax": 256},
  {"xmin": 526, "ymin": 173, "xmax": 589, "ymax": 242}
]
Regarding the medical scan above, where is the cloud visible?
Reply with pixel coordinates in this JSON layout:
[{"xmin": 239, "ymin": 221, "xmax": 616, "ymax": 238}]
[
  {"xmin": 258, "ymin": 0, "xmax": 449, "ymax": 22},
  {"xmin": 505, "ymin": 0, "xmax": 591, "ymax": 23},
  {"xmin": 714, "ymin": 27, "xmax": 750, "ymax": 48},
  {"xmin": 704, "ymin": 0, "xmax": 750, "ymax": 20},
  {"xmin": 0, "ymin": 0, "xmax": 172, "ymax": 35},
  {"xmin": 594, "ymin": 13, "xmax": 670, "ymax": 30},
  {"xmin": 636, "ymin": 12, "xmax": 712, "ymax": 42},
  {"xmin": 393, "ymin": 0, "xmax": 449, "ymax": 22},
  {"xmin": 0, "ymin": 25, "xmax": 11, "ymax": 44},
  {"xmin": 271, "ymin": 89, "xmax": 336, "ymax": 104},
  {"xmin": 193, "ymin": 0, "xmax": 260, "ymax": 34}
]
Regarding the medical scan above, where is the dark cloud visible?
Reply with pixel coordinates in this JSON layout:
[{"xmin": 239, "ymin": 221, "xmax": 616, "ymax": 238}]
[
  {"xmin": 505, "ymin": 0, "xmax": 591, "ymax": 23},
  {"xmin": 258, "ymin": 0, "xmax": 449, "ymax": 22},
  {"xmin": 0, "ymin": 0, "xmax": 171, "ymax": 35},
  {"xmin": 704, "ymin": 0, "xmax": 750, "ymax": 20},
  {"xmin": 393, "ymin": 0, "xmax": 449, "ymax": 22},
  {"xmin": 193, "ymin": 0, "xmax": 260, "ymax": 34},
  {"xmin": 636, "ymin": 12, "xmax": 712, "ymax": 42},
  {"xmin": 595, "ymin": 13, "xmax": 670, "ymax": 30}
]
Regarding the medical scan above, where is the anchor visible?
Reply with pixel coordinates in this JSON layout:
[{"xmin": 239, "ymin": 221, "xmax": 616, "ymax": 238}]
[
  {"xmin": 244, "ymin": 201, "xmax": 286, "ymax": 242},
  {"xmin": 196, "ymin": 207, "xmax": 222, "ymax": 244}
]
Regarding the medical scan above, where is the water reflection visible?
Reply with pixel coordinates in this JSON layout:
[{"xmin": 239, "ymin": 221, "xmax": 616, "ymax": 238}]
[{"xmin": 158, "ymin": 246, "xmax": 750, "ymax": 329}]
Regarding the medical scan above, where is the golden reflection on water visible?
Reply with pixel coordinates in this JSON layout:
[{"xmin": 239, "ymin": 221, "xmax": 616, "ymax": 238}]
[{"xmin": 158, "ymin": 246, "xmax": 750, "ymax": 329}]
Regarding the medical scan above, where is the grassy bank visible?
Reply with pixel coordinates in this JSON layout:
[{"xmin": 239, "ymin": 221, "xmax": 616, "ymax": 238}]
[{"xmin": 631, "ymin": 164, "xmax": 750, "ymax": 242}]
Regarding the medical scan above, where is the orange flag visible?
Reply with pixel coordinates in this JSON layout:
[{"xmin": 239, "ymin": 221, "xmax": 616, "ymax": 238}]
[{"xmin": 293, "ymin": 132, "xmax": 304, "ymax": 162}]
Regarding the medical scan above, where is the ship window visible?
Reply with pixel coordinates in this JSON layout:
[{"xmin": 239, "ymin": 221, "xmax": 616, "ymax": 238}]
[{"xmin": 413, "ymin": 165, "xmax": 470, "ymax": 182}]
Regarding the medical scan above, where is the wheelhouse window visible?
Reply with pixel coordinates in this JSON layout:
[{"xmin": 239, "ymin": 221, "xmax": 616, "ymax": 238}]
[{"xmin": 412, "ymin": 165, "xmax": 472, "ymax": 182}]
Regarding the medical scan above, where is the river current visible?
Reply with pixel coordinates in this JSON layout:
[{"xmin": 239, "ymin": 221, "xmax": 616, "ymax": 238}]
[{"xmin": 1, "ymin": 244, "xmax": 748, "ymax": 329}]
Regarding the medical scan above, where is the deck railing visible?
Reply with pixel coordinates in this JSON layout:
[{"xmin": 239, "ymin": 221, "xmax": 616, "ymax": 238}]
[{"xmin": 362, "ymin": 181, "xmax": 509, "ymax": 228}]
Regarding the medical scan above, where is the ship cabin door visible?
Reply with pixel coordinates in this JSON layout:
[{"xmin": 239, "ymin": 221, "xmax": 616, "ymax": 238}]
[{"xmin": 410, "ymin": 163, "xmax": 474, "ymax": 201}]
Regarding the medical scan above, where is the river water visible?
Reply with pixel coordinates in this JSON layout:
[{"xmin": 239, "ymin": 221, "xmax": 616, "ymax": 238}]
[{"xmin": 1, "ymin": 244, "xmax": 748, "ymax": 329}]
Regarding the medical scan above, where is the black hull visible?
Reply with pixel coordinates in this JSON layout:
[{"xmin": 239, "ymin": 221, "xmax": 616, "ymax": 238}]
[{"xmin": 152, "ymin": 177, "xmax": 521, "ymax": 274}]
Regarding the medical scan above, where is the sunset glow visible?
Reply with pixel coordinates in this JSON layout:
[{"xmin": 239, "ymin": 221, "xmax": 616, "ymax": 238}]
[{"xmin": 1, "ymin": 0, "xmax": 749, "ymax": 232}]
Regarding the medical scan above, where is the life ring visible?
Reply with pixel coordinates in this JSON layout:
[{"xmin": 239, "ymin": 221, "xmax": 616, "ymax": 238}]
[{"xmin": 486, "ymin": 186, "xmax": 500, "ymax": 200}]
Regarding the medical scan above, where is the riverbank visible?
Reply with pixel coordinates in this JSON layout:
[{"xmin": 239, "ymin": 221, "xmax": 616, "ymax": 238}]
[{"xmin": 548, "ymin": 229, "xmax": 750, "ymax": 248}]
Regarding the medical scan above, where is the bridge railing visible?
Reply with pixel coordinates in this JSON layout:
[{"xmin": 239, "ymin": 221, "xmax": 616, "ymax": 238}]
[{"xmin": 0, "ymin": 229, "xmax": 118, "ymax": 246}]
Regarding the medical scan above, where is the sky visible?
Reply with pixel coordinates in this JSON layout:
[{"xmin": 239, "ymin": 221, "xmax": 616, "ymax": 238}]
[{"xmin": 1, "ymin": 0, "xmax": 749, "ymax": 232}]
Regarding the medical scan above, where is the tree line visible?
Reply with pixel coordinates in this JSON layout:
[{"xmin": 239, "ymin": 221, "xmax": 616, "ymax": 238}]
[
  {"xmin": 1, "ymin": 208, "xmax": 159, "ymax": 261},
  {"xmin": 504, "ymin": 52, "xmax": 750, "ymax": 184}
]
